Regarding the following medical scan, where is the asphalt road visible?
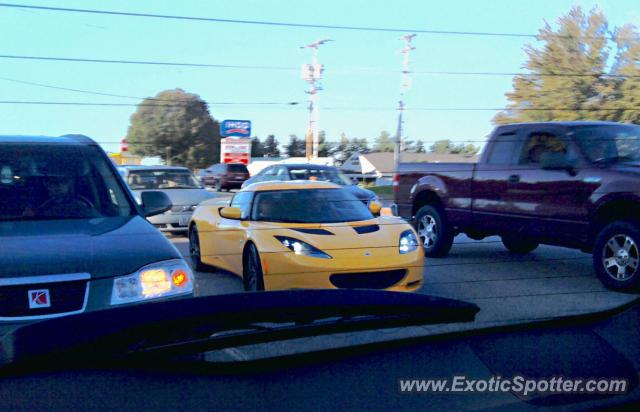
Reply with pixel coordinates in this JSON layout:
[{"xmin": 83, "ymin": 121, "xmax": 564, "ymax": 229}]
[{"xmin": 171, "ymin": 234, "xmax": 638, "ymax": 326}]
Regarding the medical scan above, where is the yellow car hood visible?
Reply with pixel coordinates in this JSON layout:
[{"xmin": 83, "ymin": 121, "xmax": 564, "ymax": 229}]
[{"xmin": 251, "ymin": 216, "xmax": 414, "ymax": 253}]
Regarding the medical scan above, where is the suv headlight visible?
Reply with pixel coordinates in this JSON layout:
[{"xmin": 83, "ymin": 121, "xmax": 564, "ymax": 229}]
[
  {"xmin": 399, "ymin": 229, "xmax": 418, "ymax": 254},
  {"xmin": 275, "ymin": 236, "xmax": 332, "ymax": 259},
  {"xmin": 111, "ymin": 259, "xmax": 194, "ymax": 305}
]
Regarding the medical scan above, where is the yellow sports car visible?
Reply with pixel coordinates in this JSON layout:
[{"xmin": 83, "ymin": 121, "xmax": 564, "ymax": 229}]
[{"xmin": 188, "ymin": 181, "xmax": 424, "ymax": 292}]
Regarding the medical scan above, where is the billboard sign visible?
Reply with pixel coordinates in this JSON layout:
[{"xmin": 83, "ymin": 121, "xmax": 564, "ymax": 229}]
[{"xmin": 220, "ymin": 120, "xmax": 251, "ymax": 138}]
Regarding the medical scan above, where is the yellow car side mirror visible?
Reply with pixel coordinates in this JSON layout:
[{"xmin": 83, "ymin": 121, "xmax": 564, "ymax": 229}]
[
  {"xmin": 368, "ymin": 200, "xmax": 382, "ymax": 215},
  {"xmin": 220, "ymin": 206, "xmax": 242, "ymax": 220}
]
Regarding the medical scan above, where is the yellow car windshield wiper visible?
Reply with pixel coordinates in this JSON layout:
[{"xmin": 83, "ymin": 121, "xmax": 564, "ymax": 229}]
[{"xmin": 0, "ymin": 290, "xmax": 479, "ymax": 369}]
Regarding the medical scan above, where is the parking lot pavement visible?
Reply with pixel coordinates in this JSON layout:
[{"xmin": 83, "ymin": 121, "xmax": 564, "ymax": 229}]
[{"xmin": 172, "ymin": 235, "xmax": 638, "ymax": 326}]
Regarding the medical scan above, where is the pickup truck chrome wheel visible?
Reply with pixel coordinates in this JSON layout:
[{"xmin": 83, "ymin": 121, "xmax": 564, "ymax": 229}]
[
  {"xmin": 414, "ymin": 205, "xmax": 454, "ymax": 258},
  {"xmin": 602, "ymin": 235, "xmax": 638, "ymax": 281},
  {"xmin": 594, "ymin": 222, "xmax": 640, "ymax": 291},
  {"xmin": 418, "ymin": 215, "xmax": 438, "ymax": 248}
]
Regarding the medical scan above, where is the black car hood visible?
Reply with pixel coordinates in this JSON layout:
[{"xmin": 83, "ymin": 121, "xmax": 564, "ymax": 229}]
[{"xmin": 0, "ymin": 216, "xmax": 181, "ymax": 279}]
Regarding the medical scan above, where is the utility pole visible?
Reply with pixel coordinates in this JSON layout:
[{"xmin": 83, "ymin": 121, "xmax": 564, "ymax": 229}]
[
  {"xmin": 166, "ymin": 146, "xmax": 171, "ymax": 166},
  {"xmin": 393, "ymin": 34, "xmax": 416, "ymax": 173},
  {"xmin": 301, "ymin": 39, "xmax": 332, "ymax": 159}
]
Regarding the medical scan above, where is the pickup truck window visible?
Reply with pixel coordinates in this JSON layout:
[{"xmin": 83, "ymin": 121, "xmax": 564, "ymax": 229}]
[
  {"xmin": 574, "ymin": 125, "xmax": 640, "ymax": 163},
  {"xmin": 519, "ymin": 132, "xmax": 568, "ymax": 165},
  {"xmin": 486, "ymin": 132, "xmax": 521, "ymax": 165}
]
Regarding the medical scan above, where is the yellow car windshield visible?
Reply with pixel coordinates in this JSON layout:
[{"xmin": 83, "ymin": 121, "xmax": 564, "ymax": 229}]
[{"xmin": 251, "ymin": 189, "xmax": 372, "ymax": 223}]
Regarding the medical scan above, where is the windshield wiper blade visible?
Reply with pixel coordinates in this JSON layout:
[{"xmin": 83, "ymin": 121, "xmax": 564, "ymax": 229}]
[{"xmin": 0, "ymin": 290, "xmax": 478, "ymax": 367}]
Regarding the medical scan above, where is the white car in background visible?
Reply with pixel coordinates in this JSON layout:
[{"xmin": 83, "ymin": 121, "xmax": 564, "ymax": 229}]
[{"xmin": 119, "ymin": 166, "xmax": 217, "ymax": 235}]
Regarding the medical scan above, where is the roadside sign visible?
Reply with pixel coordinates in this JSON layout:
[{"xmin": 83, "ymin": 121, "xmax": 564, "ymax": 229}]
[
  {"xmin": 220, "ymin": 138, "xmax": 251, "ymax": 165},
  {"xmin": 220, "ymin": 120, "xmax": 251, "ymax": 138}
]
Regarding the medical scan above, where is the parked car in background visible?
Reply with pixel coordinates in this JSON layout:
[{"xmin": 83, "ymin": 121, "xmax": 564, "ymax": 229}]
[
  {"xmin": 199, "ymin": 163, "xmax": 250, "ymax": 191},
  {"xmin": 119, "ymin": 165, "xmax": 216, "ymax": 235},
  {"xmin": 394, "ymin": 121, "xmax": 640, "ymax": 291},
  {"xmin": 242, "ymin": 164, "xmax": 379, "ymax": 205},
  {"xmin": 189, "ymin": 180, "xmax": 423, "ymax": 292},
  {"xmin": 0, "ymin": 135, "xmax": 194, "ymax": 335}
]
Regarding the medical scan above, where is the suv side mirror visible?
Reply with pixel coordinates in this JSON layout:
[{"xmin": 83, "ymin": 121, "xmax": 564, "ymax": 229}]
[
  {"xmin": 368, "ymin": 200, "xmax": 382, "ymax": 215},
  {"xmin": 141, "ymin": 191, "xmax": 172, "ymax": 217},
  {"xmin": 541, "ymin": 152, "xmax": 574, "ymax": 172}
]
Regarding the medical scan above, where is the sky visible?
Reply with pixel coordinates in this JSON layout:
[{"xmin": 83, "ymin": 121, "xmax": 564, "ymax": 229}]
[{"xmin": 0, "ymin": 0, "xmax": 638, "ymax": 153}]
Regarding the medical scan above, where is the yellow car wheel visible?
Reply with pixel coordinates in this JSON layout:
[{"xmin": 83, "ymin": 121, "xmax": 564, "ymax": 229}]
[
  {"xmin": 243, "ymin": 244, "xmax": 265, "ymax": 291},
  {"xmin": 189, "ymin": 225, "xmax": 212, "ymax": 272}
]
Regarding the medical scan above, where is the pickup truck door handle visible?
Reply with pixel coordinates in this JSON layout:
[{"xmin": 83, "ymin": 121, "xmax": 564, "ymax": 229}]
[{"xmin": 508, "ymin": 174, "xmax": 520, "ymax": 184}]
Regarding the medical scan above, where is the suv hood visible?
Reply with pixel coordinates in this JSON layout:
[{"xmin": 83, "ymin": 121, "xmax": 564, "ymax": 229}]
[{"xmin": 0, "ymin": 216, "xmax": 181, "ymax": 278}]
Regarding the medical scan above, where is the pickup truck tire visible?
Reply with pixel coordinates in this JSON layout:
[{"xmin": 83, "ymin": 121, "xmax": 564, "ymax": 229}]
[
  {"xmin": 593, "ymin": 221, "xmax": 640, "ymax": 291},
  {"xmin": 501, "ymin": 236, "xmax": 539, "ymax": 254},
  {"xmin": 415, "ymin": 205, "xmax": 454, "ymax": 258}
]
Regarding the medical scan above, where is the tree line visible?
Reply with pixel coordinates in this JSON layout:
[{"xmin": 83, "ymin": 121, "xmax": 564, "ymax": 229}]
[{"xmin": 250, "ymin": 131, "xmax": 479, "ymax": 165}]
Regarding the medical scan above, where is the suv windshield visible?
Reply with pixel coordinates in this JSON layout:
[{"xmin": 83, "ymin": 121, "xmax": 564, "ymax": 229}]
[
  {"xmin": 289, "ymin": 168, "xmax": 352, "ymax": 185},
  {"xmin": 252, "ymin": 189, "xmax": 372, "ymax": 223},
  {"xmin": 127, "ymin": 169, "xmax": 202, "ymax": 190},
  {"xmin": 0, "ymin": 144, "xmax": 132, "ymax": 220},
  {"xmin": 574, "ymin": 125, "xmax": 640, "ymax": 163}
]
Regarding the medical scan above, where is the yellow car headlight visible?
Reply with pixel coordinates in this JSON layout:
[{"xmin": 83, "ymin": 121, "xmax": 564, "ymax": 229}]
[
  {"xmin": 399, "ymin": 229, "xmax": 419, "ymax": 254},
  {"xmin": 275, "ymin": 236, "xmax": 332, "ymax": 259},
  {"xmin": 111, "ymin": 259, "xmax": 194, "ymax": 305}
]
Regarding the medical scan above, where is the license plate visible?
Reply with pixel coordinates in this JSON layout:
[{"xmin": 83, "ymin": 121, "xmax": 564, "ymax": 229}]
[{"xmin": 178, "ymin": 214, "xmax": 190, "ymax": 226}]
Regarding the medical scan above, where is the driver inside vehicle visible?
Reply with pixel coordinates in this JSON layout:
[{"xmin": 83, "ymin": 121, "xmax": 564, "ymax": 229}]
[{"xmin": 23, "ymin": 175, "xmax": 95, "ymax": 218}]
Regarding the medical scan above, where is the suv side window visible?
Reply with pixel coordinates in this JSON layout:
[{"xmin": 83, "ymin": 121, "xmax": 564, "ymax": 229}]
[
  {"xmin": 486, "ymin": 132, "xmax": 522, "ymax": 165},
  {"xmin": 519, "ymin": 131, "xmax": 570, "ymax": 165},
  {"xmin": 230, "ymin": 191, "xmax": 253, "ymax": 219}
]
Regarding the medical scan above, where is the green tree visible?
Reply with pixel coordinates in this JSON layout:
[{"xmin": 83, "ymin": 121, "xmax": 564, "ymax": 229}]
[
  {"xmin": 414, "ymin": 140, "xmax": 426, "ymax": 153},
  {"xmin": 494, "ymin": 7, "xmax": 611, "ymax": 124},
  {"xmin": 126, "ymin": 89, "xmax": 221, "ymax": 168},
  {"xmin": 251, "ymin": 136, "xmax": 265, "ymax": 157},
  {"xmin": 373, "ymin": 130, "xmax": 394, "ymax": 152},
  {"xmin": 262, "ymin": 134, "xmax": 280, "ymax": 157},
  {"xmin": 317, "ymin": 131, "xmax": 334, "ymax": 157},
  {"xmin": 429, "ymin": 139, "xmax": 479, "ymax": 155},
  {"xmin": 285, "ymin": 134, "xmax": 306, "ymax": 157},
  {"xmin": 613, "ymin": 24, "xmax": 640, "ymax": 123}
]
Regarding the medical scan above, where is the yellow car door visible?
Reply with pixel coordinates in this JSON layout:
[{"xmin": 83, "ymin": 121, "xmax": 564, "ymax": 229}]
[{"xmin": 212, "ymin": 191, "xmax": 253, "ymax": 274}]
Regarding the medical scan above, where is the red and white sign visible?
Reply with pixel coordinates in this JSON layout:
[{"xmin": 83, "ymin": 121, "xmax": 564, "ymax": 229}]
[
  {"xmin": 221, "ymin": 138, "xmax": 251, "ymax": 165},
  {"xmin": 28, "ymin": 289, "xmax": 51, "ymax": 309}
]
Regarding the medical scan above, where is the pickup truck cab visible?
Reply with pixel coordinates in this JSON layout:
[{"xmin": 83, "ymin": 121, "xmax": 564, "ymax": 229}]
[{"xmin": 395, "ymin": 121, "xmax": 640, "ymax": 290}]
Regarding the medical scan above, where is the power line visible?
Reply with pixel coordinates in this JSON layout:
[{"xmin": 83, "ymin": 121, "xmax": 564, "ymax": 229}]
[
  {"xmin": 3, "ymin": 2, "xmax": 638, "ymax": 41},
  {"xmin": 0, "ymin": 54, "xmax": 295, "ymax": 71},
  {"xmin": 2, "ymin": 54, "xmax": 640, "ymax": 80},
  {"xmin": 0, "ymin": 3, "xmax": 537, "ymax": 38},
  {"xmin": 1, "ymin": 100, "xmax": 640, "ymax": 112},
  {"xmin": 0, "ymin": 100, "xmax": 300, "ymax": 107},
  {"xmin": 0, "ymin": 76, "xmax": 301, "ymax": 105}
]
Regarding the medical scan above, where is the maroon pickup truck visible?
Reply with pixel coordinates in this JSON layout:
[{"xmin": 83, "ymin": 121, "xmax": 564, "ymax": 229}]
[{"xmin": 395, "ymin": 121, "xmax": 640, "ymax": 290}]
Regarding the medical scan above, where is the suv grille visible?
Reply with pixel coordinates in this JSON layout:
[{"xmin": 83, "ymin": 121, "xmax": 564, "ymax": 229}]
[
  {"xmin": 330, "ymin": 269, "xmax": 406, "ymax": 289},
  {"xmin": 0, "ymin": 280, "xmax": 87, "ymax": 318}
]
